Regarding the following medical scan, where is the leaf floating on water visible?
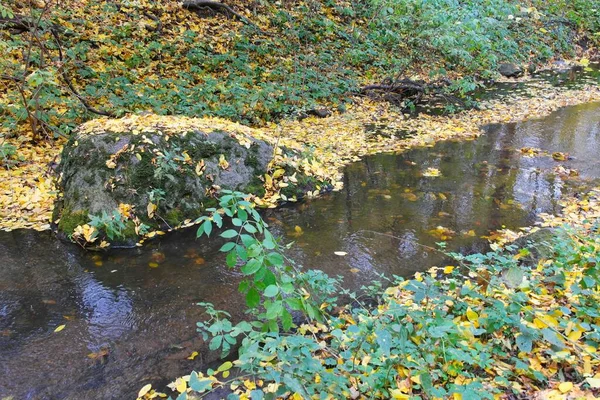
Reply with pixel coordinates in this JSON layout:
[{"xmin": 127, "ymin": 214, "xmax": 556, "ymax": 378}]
[
  {"xmin": 552, "ymin": 152, "xmax": 568, "ymax": 161},
  {"xmin": 401, "ymin": 192, "xmax": 418, "ymax": 202},
  {"xmin": 334, "ymin": 251, "xmax": 347, "ymax": 256},
  {"xmin": 138, "ymin": 384, "xmax": 152, "ymax": 398},
  {"xmin": 422, "ymin": 167, "xmax": 441, "ymax": 177},
  {"xmin": 54, "ymin": 324, "xmax": 65, "ymax": 333},
  {"xmin": 289, "ymin": 225, "xmax": 304, "ymax": 238}
]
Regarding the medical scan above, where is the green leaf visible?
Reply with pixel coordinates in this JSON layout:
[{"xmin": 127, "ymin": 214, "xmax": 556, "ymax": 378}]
[
  {"xmin": 285, "ymin": 297, "xmax": 303, "ymax": 311},
  {"xmin": 221, "ymin": 229, "xmax": 238, "ymax": 239},
  {"xmin": 281, "ymin": 308, "xmax": 293, "ymax": 331},
  {"xmin": 213, "ymin": 212, "xmax": 223, "ymax": 228},
  {"xmin": 542, "ymin": 328, "xmax": 565, "ymax": 348},
  {"xmin": 204, "ymin": 221, "xmax": 212, "ymax": 237},
  {"xmin": 266, "ymin": 300, "xmax": 283, "ymax": 319},
  {"xmin": 226, "ymin": 250, "xmax": 237, "ymax": 267},
  {"xmin": 266, "ymin": 252, "xmax": 284, "ymax": 266},
  {"xmin": 264, "ymin": 285, "xmax": 279, "ymax": 297},
  {"xmin": 220, "ymin": 242, "xmax": 236, "ymax": 252},
  {"xmin": 504, "ymin": 266, "xmax": 524, "ymax": 288},
  {"xmin": 516, "ymin": 333, "xmax": 533, "ymax": 353},
  {"xmin": 217, "ymin": 361, "xmax": 233, "ymax": 372},
  {"xmin": 209, "ymin": 335, "xmax": 222, "ymax": 351},
  {"xmin": 189, "ymin": 372, "xmax": 213, "ymax": 392},
  {"xmin": 232, "ymin": 218, "xmax": 243, "ymax": 226},
  {"xmin": 375, "ymin": 329, "xmax": 392, "ymax": 356},
  {"xmin": 246, "ymin": 287, "xmax": 260, "ymax": 308},
  {"xmin": 241, "ymin": 258, "xmax": 262, "ymax": 275}
]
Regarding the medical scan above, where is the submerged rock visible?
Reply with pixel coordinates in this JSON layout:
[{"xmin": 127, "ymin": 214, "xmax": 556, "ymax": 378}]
[
  {"xmin": 498, "ymin": 63, "xmax": 523, "ymax": 78},
  {"xmin": 53, "ymin": 121, "xmax": 274, "ymax": 246}
]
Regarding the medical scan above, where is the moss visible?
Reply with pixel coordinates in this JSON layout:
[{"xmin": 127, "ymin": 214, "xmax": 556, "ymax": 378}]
[
  {"xmin": 83, "ymin": 173, "xmax": 96, "ymax": 186},
  {"xmin": 201, "ymin": 197, "xmax": 219, "ymax": 209},
  {"xmin": 121, "ymin": 220, "xmax": 138, "ymax": 239},
  {"xmin": 164, "ymin": 208, "xmax": 185, "ymax": 227},
  {"xmin": 57, "ymin": 209, "xmax": 89, "ymax": 236},
  {"xmin": 244, "ymin": 177, "xmax": 266, "ymax": 197},
  {"xmin": 128, "ymin": 153, "xmax": 155, "ymax": 189},
  {"xmin": 245, "ymin": 153, "xmax": 260, "ymax": 169},
  {"xmin": 187, "ymin": 139, "xmax": 220, "ymax": 160}
]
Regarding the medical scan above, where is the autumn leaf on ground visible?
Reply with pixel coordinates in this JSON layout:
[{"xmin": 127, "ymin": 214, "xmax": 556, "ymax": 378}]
[{"xmin": 54, "ymin": 324, "xmax": 66, "ymax": 333}]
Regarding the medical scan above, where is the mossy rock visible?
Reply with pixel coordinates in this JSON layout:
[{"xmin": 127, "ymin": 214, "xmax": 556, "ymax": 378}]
[{"xmin": 54, "ymin": 126, "xmax": 273, "ymax": 247}]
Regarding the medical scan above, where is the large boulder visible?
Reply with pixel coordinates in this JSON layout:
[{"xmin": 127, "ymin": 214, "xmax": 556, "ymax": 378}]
[
  {"xmin": 498, "ymin": 63, "xmax": 523, "ymax": 78},
  {"xmin": 53, "ymin": 118, "xmax": 274, "ymax": 246}
]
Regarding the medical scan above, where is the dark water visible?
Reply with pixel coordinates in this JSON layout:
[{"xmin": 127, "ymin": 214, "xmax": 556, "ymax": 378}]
[{"xmin": 1, "ymin": 102, "xmax": 600, "ymax": 399}]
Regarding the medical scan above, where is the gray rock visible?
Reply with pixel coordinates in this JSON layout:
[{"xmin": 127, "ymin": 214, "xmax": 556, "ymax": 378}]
[
  {"xmin": 498, "ymin": 63, "xmax": 523, "ymax": 78},
  {"xmin": 53, "ymin": 128, "xmax": 273, "ymax": 245},
  {"xmin": 510, "ymin": 228, "xmax": 571, "ymax": 263}
]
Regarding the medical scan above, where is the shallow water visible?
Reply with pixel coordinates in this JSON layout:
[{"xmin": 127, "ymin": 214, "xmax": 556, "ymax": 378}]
[{"xmin": 1, "ymin": 101, "xmax": 600, "ymax": 399}]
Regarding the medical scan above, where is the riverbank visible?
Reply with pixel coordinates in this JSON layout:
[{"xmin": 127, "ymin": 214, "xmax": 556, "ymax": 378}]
[{"xmin": 1, "ymin": 76, "xmax": 600, "ymax": 235}]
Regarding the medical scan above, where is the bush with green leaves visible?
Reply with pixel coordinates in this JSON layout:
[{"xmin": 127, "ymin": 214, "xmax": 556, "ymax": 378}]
[{"xmin": 195, "ymin": 190, "xmax": 341, "ymax": 336}]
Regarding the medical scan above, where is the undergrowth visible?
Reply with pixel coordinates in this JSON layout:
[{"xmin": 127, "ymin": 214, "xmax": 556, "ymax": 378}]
[{"xmin": 1, "ymin": 0, "xmax": 598, "ymax": 139}]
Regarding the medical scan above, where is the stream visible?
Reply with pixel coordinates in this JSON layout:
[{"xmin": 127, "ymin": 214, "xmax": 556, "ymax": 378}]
[{"xmin": 1, "ymin": 99, "xmax": 600, "ymax": 399}]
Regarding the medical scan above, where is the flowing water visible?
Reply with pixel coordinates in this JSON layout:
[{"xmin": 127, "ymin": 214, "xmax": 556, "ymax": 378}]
[{"xmin": 1, "ymin": 100, "xmax": 600, "ymax": 399}]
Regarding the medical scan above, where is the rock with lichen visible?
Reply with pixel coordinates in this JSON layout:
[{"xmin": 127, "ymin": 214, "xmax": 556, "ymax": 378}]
[{"xmin": 53, "ymin": 116, "xmax": 275, "ymax": 247}]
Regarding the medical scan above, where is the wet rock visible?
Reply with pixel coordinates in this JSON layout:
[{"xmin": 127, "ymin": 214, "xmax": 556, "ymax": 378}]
[
  {"xmin": 54, "ymin": 126, "xmax": 273, "ymax": 245},
  {"xmin": 511, "ymin": 228, "xmax": 570, "ymax": 263},
  {"xmin": 307, "ymin": 108, "xmax": 332, "ymax": 118},
  {"xmin": 498, "ymin": 63, "xmax": 523, "ymax": 78}
]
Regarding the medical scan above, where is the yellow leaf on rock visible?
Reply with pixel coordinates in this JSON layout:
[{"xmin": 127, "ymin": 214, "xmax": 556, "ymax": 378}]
[
  {"xmin": 218, "ymin": 154, "xmax": 229, "ymax": 170},
  {"xmin": 147, "ymin": 202, "xmax": 157, "ymax": 218}
]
